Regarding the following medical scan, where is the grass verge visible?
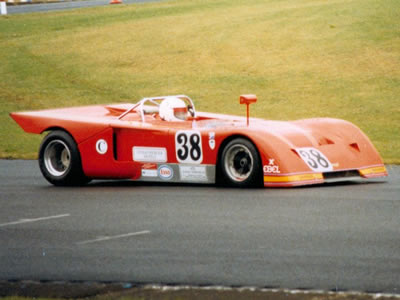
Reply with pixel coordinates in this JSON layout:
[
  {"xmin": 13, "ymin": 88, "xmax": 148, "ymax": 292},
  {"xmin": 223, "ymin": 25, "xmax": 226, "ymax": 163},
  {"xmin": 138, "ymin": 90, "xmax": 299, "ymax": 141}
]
[{"xmin": 1, "ymin": 0, "xmax": 399, "ymax": 162}]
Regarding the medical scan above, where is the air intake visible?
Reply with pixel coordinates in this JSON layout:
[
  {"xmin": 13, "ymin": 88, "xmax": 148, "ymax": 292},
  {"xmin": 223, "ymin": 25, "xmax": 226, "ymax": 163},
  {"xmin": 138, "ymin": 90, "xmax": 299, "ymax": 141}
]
[{"xmin": 323, "ymin": 170, "xmax": 360, "ymax": 182}]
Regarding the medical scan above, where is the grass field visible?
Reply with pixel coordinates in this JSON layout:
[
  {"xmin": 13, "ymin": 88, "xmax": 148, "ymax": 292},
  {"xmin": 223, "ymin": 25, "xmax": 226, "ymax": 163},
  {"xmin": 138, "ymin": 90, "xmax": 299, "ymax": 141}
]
[
  {"xmin": 0, "ymin": 0, "xmax": 399, "ymax": 162},
  {"xmin": 2, "ymin": 285, "xmax": 399, "ymax": 300}
]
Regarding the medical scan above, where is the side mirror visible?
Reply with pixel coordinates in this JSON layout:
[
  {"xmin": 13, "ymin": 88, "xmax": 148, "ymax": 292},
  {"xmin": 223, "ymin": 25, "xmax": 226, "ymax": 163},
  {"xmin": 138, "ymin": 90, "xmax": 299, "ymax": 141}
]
[
  {"xmin": 239, "ymin": 94, "xmax": 257, "ymax": 126},
  {"xmin": 240, "ymin": 94, "xmax": 257, "ymax": 105}
]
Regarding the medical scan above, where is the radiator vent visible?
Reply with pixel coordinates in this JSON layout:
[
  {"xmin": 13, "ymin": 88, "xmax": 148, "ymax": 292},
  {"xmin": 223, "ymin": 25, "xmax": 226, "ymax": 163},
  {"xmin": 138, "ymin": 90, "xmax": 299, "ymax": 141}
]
[
  {"xmin": 318, "ymin": 137, "xmax": 335, "ymax": 146},
  {"xmin": 349, "ymin": 142, "xmax": 361, "ymax": 152},
  {"xmin": 323, "ymin": 170, "xmax": 360, "ymax": 180}
]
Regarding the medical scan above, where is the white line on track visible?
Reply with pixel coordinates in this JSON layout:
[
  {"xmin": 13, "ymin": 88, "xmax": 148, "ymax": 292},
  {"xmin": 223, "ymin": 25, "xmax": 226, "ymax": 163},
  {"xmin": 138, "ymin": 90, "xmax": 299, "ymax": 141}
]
[
  {"xmin": 0, "ymin": 214, "xmax": 70, "ymax": 227},
  {"xmin": 76, "ymin": 230, "xmax": 151, "ymax": 245}
]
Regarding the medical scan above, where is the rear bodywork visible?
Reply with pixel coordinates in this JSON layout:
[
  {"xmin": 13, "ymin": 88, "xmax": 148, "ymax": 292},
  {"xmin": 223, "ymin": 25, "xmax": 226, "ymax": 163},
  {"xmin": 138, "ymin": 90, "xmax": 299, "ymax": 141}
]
[{"xmin": 10, "ymin": 96, "xmax": 387, "ymax": 187}]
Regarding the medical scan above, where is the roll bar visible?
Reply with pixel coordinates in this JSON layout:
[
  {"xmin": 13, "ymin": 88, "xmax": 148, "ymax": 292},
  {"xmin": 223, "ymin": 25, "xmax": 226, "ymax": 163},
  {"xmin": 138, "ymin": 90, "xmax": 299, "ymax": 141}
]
[{"xmin": 118, "ymin": 95, "xmax": 196, "ymax": 122}]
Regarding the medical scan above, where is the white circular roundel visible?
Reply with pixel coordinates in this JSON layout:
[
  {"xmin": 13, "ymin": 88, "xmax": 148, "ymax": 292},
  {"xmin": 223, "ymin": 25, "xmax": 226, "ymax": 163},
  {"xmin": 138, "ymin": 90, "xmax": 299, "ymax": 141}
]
[
  {"xmin": 158, "ymin": 165, "xmax": 173, "ymax": 180},
  {"xmin": 96, "ymin": 139, "xmax": 108, "ymax": 155}
]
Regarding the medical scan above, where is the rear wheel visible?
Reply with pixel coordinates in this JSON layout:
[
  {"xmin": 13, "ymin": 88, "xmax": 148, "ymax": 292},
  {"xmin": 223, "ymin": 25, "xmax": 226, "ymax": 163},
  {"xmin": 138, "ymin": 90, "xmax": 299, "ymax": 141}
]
[
  {"xmin": 39, "ymin": 131, "xmax": 90, "ymax": 186},
  {"xmin": 219, "ymin": 138, "xmax": 262, "ymax": 187}
]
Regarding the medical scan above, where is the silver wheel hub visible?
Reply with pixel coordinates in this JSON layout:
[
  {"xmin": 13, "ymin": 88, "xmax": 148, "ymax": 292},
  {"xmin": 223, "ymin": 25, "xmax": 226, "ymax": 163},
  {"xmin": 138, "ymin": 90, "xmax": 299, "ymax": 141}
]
[
  {"xmin": 44, "ymin": 140, "xmax": 71, "ymax": 177},
  {"xmin": 224, "ymin": 144, "xmax": 253, "ymax": 182}
]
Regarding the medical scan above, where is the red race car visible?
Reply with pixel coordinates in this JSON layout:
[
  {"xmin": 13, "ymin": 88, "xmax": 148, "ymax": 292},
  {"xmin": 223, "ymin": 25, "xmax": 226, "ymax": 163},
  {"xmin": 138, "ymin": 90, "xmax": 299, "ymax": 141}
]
[{"xmin": 10, "ymin": 94, "xmax": 387, "ymax": 187}]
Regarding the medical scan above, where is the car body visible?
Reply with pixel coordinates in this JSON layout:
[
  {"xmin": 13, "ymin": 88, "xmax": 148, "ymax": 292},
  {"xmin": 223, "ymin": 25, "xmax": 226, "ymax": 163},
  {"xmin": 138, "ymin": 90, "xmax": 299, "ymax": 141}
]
[{"xmin": 10, "ymin": 94, "xmax": 388, "ymax": 187}]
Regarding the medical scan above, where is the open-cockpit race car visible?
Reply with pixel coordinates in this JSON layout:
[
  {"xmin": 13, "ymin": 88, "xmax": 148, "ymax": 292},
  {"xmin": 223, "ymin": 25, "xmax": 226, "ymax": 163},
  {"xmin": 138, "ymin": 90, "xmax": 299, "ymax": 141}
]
[{"xmin": 10, "ymin": 94, "xmax": 387, "ymax": 187}]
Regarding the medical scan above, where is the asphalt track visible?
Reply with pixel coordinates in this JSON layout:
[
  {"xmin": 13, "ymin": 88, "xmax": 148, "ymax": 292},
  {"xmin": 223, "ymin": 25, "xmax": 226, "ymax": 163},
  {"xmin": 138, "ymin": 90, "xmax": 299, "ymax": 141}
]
[
  {"xmin": 0, "ymin": 160, "xmax": 399, "ymax": 294},
  {"xmin": 5, "ymin": 0, "xmax": 161, "ymax": 14}
]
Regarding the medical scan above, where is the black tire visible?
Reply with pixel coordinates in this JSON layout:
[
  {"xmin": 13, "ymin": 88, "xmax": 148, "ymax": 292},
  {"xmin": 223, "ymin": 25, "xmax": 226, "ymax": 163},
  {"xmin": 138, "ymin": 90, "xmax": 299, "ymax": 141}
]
[
  {"xmin": 219, "ymin": 138, "xmax": 262, "ymax": 188},
  {"xmin": 38, "ymin": 130, "xmax": 90, "ymax": 186}
]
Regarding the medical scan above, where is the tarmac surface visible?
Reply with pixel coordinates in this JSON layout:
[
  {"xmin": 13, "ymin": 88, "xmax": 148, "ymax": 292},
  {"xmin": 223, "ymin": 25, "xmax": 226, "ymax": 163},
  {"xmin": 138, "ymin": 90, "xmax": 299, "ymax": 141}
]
[
  {"xmin": 0, "ymin": 160, "xmax": 399, "ymax": 294},
  {"xmin": 5, "ymin": 0, "xmax": 161, "ymax": 14}
]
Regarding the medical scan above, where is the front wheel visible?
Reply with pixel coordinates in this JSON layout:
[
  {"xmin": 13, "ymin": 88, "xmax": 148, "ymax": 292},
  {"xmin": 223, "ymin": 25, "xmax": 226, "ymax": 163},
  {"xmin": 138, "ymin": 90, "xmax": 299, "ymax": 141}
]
[
  {"xmin": 38, "ymin": 130, "xmax": 90, "ymax": 186},
  {"xmin": 219, "ymin": 138, "xmax": 262, "ymax": 187}
]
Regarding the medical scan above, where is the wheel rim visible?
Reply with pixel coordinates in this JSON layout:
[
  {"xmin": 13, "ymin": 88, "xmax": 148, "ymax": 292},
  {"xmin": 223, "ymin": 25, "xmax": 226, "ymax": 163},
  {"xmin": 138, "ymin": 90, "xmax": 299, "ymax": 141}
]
[
  {"xmin": 44, "ymin": 140, "xmax": 71, "ymax": 177},
  {"xmin": 224, "ymin": 144, "xmax": 254, "ymax": 182}
]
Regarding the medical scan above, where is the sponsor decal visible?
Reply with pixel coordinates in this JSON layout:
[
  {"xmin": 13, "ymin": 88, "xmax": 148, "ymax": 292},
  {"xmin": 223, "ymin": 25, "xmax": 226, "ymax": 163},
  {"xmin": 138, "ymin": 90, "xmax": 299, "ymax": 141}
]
[
  {"xmin": 133, "ymin": 147, "xmax": 167, "ymax": 162},
  {"xmin": 208, "ymin": 132, "xmax": 216, "ymax": 150},
  {"xmin": 96, "ymin": 139, "xmax": 108, "ymax": 155},
  {"xmin": 175, "ymin": 130, "xmax": 203, "ymax": 164},
  {"xmin": 158, "ymin": 165, "xmax": 173, "ymax": 180},
  {"xmin": 141, "ymin": 163, "xmax": 158, "ymax": 177},
  {"xmin": 295, "ymin": 147, "xmax": 333, "ymax": 172},
  {"xmin": 179, "ymin": 165, "xmax": 208, "ymax": 182},
  {"xmin": 263, "ymin": 158, "xmax": 281, "ymax": 174}
]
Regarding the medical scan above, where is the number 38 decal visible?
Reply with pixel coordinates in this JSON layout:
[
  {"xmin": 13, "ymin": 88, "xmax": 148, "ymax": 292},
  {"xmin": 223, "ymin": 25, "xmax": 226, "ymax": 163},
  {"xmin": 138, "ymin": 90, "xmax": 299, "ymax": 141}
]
[
  {"xmin": 295, "ymin": 147, "xmax": 333, "ymax": 172},
  {"xmin": 175, "ymin": 130, "xmax": 203, "ymax": 164}
]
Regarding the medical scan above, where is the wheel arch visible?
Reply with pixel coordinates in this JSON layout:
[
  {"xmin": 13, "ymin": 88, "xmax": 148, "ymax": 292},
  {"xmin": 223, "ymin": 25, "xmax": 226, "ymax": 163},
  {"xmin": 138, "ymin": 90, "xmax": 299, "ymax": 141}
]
[{"xmin": 40, "ymin": 126, "xmax": 80, "ymax": 147}]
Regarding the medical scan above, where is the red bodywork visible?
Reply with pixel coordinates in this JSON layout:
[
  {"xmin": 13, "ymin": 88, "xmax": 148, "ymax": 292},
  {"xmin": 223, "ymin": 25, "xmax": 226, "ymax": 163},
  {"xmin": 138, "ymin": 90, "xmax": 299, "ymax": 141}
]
[{"xmin": 10, "ymin": 95, "xmax": 387, "ymax": 187}]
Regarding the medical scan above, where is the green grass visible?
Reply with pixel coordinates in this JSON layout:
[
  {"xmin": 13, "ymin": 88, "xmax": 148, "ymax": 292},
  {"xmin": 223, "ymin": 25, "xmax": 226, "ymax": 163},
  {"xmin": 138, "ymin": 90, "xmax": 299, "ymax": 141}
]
[
  {"xmin": 1, "ymin": 289, "xmax": 398, "ymax": 300},
  {"xmin": 1, "ymin": 0, "xmax": 399, "ymax": 162}
]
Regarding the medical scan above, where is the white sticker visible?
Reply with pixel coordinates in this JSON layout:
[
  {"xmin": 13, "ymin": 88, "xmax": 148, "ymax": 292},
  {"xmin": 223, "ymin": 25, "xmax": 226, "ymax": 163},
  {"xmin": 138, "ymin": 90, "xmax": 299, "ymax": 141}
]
[
  {"xmin": 208, "ymin": 132, "xmax": 216, "ymax": 150},
  {"xmin": 158, "ymin": 165, "xmax": 173, "ymax": 180},
  {"xmin": 209, "ymin": 140, "xmax": 215, "ymax": 150},
  {"xmin": 96, "ymin": 139, "xmax": 108, "ymax": 155},
  {"xmin": 179, "ymin": 165, "xmax": 208, "ymax": 182},
  {"xmin": 142, "ymin": 169, "xmax": 158, "ymax": 177},
  {"xmin": 141, "ymin": 163, "xmax": 158, "ymax": 177},
  {"xmin": 133, "ymin": 147, "xmax": 167, "ymax": 162},
  {"xmin": 175, "ymin": 130, "xmax": 203, "ymax": 164},
  {"xmin": 295, "ymin": 147, "xmax": 333, "ymax": 172}
]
